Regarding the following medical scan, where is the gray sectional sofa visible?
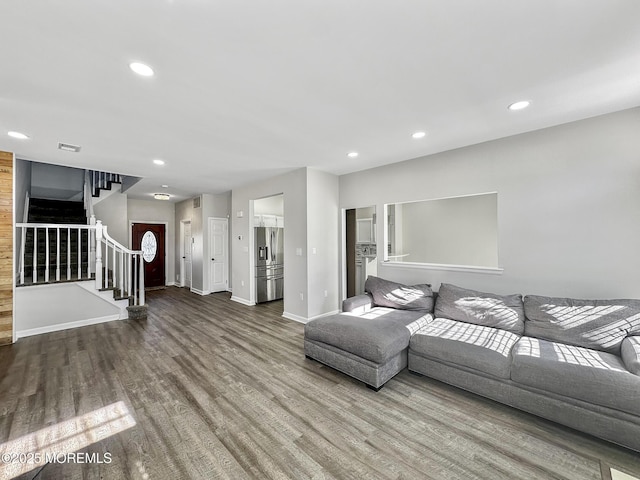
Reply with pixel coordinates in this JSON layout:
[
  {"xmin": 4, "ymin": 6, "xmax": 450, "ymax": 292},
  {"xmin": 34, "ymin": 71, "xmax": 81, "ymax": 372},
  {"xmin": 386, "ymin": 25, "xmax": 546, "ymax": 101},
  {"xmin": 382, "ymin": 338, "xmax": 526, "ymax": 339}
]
[{"xmin": 304, "ymin": 277, "xmax": 640, "ymax": 452}]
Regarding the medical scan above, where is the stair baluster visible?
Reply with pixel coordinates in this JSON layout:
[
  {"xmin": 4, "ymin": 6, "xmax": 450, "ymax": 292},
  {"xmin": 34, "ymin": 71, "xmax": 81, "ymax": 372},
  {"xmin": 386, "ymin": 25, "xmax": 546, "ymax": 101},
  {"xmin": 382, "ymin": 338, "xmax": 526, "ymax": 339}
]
[
  {"xmin": 45, "ymin": 228, "xmax": 50, "ymax": 283},
  {"xmin": 56, "ymin": 228, "xmax": 61, "ymax": 282},
  {"xmin": 17, "ymin": 221, "xmax": 145, "ymax": 308},
  {"xmin": 33, "ymin": 228, "xmax": 38, "ymax": 283}
]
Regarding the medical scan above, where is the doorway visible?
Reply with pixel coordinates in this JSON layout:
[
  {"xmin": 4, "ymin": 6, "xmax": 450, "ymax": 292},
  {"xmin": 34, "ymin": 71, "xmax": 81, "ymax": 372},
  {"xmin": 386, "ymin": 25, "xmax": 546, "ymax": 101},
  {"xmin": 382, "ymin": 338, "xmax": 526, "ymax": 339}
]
[
  {"xmin": 253, "ymin": 194, "xmax": 284, "ymax": 309},
  {"xmin": 343, "ymin": 206, "xmax": 377, "ymax": 301},
  {"xmin": 132, "ymin": 223, "xmax": 166, "ymax": 289},
  {"xmin": 180, "ymin": 220, "xmax": 192, "ymax": 289},
  {"xmin": 208, "ymin": 217, "xmax": 228, "ymax": 292}
]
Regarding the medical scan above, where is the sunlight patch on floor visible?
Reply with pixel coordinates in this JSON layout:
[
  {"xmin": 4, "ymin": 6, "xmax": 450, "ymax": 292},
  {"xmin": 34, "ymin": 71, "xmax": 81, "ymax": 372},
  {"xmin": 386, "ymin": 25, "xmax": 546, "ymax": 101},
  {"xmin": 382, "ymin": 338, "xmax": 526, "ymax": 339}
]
[
  {"xmin": 611, "ymin": 468, "xmax": 640, "ymax": 480},
  {"xmin": 0, "ymin": 401, "xmax": 136, "ymax": 479}
]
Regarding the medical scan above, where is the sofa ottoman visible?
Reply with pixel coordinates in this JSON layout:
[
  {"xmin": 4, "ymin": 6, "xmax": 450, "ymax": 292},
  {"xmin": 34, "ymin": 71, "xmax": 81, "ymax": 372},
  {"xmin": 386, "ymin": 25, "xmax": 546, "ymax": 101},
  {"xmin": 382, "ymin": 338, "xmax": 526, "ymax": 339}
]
[
  {"xmin": 305, "ymin": 308, "xmax": 431, "ymax": 390},
  {"xmin": 304, "ymin": 276, "xmax": 435, "ymax": 390}
]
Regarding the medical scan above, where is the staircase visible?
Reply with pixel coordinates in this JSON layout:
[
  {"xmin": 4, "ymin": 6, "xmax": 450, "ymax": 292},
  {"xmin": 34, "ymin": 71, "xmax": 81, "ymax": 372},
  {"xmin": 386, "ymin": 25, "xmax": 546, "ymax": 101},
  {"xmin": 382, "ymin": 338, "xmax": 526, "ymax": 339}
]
[
  {"xmin": 16, "ymin": 197, "xmax": 146, "ymax": 323},
  {"xmin": 23, "ymin": 198, "xmax": 90, "ymax": 284},
  {"xmin": 90, "ymin": 170, "xmax": 122, "ymax": 198}
]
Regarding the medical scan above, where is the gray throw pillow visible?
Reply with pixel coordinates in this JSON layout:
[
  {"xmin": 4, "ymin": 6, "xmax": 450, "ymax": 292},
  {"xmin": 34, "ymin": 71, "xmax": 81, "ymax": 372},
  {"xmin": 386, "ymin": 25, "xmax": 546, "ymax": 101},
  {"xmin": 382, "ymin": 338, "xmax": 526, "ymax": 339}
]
[
  {"xmin": 434, "ymin": 283, "xmax": 525, "ymax": 335},
  {"xmin": 524, "ymin": 295, "xmax": 640, "ymax": 355},
  {"xmin": 364, "ymin": 276, "xmax": 433, "ymax": 312},
  {"xmin": 621, "ymin": 336, "xmax": 640, "ymax": 376}
]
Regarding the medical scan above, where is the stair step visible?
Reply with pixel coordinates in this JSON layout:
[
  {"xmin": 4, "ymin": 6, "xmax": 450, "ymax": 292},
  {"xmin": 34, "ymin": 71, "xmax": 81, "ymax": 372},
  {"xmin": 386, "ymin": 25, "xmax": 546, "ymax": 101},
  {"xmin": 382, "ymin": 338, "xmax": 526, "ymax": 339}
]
[{"xmin": 28, "ymin": 198, "xmax": 87, "ymax": 224}]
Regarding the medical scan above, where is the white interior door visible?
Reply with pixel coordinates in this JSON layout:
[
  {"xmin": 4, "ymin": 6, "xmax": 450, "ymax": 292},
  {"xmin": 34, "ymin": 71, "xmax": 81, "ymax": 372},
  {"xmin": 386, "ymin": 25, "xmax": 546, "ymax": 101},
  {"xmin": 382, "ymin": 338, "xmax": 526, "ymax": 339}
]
[
  {"xmin": 209, "ymin": 217, "xmax": 228, "ymax": 292},
  {"xmin": 182, "ymin": 221, "xmax": 192, "ymax": 288}
]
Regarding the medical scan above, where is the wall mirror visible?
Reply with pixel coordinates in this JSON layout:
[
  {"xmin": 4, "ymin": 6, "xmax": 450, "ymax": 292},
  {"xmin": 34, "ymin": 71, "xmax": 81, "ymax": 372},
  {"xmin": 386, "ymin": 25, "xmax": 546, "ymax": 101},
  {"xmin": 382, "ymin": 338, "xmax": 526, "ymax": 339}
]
[{"xmin": 384, "ymin": 192, "xmax": 499, "ymax": 268}]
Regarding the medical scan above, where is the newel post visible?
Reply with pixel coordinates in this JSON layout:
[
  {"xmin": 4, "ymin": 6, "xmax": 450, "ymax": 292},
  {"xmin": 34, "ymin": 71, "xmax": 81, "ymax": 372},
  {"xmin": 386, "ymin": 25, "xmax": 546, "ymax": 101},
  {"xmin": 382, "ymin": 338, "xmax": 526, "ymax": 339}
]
[
  {"xmin": 89, "ymin": 215, "xmax": 96, "ymax": 276},
  {"xmin": 95, "ymin": 220, "xmax": 103, "ymax": 289}
]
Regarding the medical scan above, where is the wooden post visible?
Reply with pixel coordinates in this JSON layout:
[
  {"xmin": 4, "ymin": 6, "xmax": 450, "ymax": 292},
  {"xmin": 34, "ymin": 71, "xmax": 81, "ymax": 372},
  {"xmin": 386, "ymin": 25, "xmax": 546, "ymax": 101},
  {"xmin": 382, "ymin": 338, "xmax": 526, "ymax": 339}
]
[{"xmin": 0, "ymin": 151, "xmax": 13, "ymax": 345}]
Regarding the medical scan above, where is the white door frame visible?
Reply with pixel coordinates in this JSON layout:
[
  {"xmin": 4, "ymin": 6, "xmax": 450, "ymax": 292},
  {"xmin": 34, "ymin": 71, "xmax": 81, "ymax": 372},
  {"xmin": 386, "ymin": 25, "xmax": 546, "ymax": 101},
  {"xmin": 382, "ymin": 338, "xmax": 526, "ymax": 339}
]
[
  {"xmin": 208, "ymin": 217, "xmax": 229, "ymax": 293},
  {"xmin": 179, "ymin": 219, "xmax": 192, "ymax": 288}
]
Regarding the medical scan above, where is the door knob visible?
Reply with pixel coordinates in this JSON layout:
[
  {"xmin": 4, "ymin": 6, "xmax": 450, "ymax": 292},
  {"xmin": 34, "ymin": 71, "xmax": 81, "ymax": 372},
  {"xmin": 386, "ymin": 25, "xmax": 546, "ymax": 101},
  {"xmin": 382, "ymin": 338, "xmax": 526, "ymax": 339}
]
[
  {"xmin": 211, "ymin": 258, "xmax": 215, "ymax": 261},
  {"xmin": 182, "ymin": 256, "xmax": 186, "ymax": 259}
]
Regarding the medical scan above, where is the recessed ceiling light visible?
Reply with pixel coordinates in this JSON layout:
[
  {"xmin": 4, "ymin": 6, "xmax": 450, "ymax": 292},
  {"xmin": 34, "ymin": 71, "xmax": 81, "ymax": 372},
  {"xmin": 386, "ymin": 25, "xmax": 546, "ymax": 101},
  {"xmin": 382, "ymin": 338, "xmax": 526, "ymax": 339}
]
[
  {"xmin": 129, "ymin": 62, "xmax": 154, "ymax": 77},
  {"xmin": 347, "ymin": 152, "xmax": 359, "ymax": 158},
  {"xmin": 412, "ymin": 131, "xmax": 426, "ymax": 139},
  {"xmin": 161, "ymin": 184, "xmax": 169, "ymax": 188},
  {"xmin": 8, "ymin": 131, "xmax": 29, "ymax": 140},
  {"xmin": 153, "ymin": 193, "xmax": 171, "ymax": 201},
  {"xmin": 153, "ymin": 159, "xmax": 165, "ymax": 166},
  {"xmin": 508, "ymin": 100, "xmax": 530, "ymax": 111}
]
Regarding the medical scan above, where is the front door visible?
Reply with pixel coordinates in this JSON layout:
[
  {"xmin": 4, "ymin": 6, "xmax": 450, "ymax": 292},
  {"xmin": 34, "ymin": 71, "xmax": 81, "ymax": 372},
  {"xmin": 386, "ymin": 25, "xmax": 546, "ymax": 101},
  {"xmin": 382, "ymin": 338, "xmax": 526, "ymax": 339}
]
[
  {"xmin": 132, "ymin": 223, "xmax": 166, "ymax": 289},
  {"xmin": 209, "ymin": 217, "xmax": 228, "ymax": 292}
]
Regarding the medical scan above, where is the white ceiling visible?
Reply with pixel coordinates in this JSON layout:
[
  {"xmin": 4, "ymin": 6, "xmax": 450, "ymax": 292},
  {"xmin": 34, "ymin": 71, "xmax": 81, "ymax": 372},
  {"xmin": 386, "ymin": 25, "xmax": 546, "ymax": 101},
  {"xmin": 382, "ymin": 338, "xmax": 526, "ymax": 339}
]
[{"xmin": 1, "ymin": 1, "xmax": 640, "ymax": 202}]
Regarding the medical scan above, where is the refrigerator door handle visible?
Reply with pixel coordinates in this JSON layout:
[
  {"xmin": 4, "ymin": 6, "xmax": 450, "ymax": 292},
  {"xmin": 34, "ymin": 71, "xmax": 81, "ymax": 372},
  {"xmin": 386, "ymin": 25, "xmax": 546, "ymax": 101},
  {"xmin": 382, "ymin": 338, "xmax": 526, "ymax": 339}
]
[
  {"xmin": 265, "ymin": 246, "xmax": 269, "ymax": 261},
  {"xmin": 271, "ymin": 230, "xmax": 276, "ymax": 261}
]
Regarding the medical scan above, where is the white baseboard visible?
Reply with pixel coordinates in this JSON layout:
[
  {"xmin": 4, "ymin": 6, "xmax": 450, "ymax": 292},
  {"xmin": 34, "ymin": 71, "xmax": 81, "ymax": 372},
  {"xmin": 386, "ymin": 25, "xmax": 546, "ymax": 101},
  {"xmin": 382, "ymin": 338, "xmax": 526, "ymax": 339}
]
[
  {"xmin": 282, "ymin": 311, "xmax": 308, "ymax": 324},
  {"xmin": 16, "ymin": 314, "xmax": 121, "ymax": 340},
  {"xmin": 190, "ymin": 288, "xmax": 211, "ymax": 296},
  {"xmin": 282, "ymin": 309, "xmax": 340, "ymax": 324},
  {"xmin": 309, "ymin": 309, "xmax": 340, "ymax": 321},
  {"xmin": 230, "ymin": 296, "xmax": 255, "ymax": 306}
]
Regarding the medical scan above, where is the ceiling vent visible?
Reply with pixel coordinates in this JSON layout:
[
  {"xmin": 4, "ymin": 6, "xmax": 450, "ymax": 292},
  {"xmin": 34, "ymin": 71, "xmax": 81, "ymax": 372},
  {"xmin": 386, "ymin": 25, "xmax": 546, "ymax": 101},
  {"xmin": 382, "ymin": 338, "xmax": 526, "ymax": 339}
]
[{"xmin": 58, "ymin": 142, "xmax": 81, "ymax": 152}]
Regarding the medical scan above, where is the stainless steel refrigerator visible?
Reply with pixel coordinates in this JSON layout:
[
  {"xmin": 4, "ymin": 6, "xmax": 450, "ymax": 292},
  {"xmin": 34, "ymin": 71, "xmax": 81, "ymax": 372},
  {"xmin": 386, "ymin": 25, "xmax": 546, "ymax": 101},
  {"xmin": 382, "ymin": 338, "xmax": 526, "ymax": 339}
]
[{"xmin": 255, "ymin": 227, "xmax": 284, "ymax": 303}]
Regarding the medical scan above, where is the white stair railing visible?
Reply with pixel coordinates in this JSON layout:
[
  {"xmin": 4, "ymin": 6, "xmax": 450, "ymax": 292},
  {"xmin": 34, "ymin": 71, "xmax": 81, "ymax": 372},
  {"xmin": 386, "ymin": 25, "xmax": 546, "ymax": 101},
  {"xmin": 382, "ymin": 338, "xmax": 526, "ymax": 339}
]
[
  {"xmin": 95, "ymin": 221, "xmax": 145, "ymax": 306},
  {"xmin": 15, "ymin": 219, "xmax": 145, "ymax": 307}
]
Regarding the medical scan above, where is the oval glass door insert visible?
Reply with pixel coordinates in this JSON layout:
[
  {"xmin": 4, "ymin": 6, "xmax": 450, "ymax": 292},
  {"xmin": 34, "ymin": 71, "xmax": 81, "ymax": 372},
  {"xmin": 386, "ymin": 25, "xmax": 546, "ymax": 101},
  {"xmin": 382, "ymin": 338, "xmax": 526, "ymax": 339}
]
[{"xmin": 141, "ymin": 231, "xmax": 158, "ymax": 263}]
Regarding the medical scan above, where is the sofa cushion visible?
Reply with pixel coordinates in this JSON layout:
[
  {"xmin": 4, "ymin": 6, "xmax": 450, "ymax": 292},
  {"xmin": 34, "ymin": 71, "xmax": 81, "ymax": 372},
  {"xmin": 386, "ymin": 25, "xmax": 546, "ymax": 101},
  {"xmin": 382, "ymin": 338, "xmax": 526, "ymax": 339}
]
[
  {"xmin": 523, "ymin": 295, "xmax": 640, "ymax": 355},
  {"xmin": 365, "ymin": 276, "xmax": 433, "ymax": 312},
  {"xmin": 621, "ymin": 336, "xmax": 640, "ymax": 376},
  {"xmin": 304, "ymin": 308, "xmax": 428, "ymax": 364},
  {"xmin": 410, "ymin": 318, "xmax": 520, "ymax": 379},
  {"xmin": 511, "ymin": 337, "xmax": 640, "ymax": 416},
  {"xmin": 434, "ymin": 283, "xmax": 525, "ymax": 335}
]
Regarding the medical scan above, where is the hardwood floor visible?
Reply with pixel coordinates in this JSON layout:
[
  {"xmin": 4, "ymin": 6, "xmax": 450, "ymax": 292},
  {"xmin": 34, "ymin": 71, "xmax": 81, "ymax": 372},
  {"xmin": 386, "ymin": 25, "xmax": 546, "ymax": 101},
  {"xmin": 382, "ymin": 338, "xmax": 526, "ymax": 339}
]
[{"xmin": 0, "ymin": 287, "xmax": 638, "ymax": 479}]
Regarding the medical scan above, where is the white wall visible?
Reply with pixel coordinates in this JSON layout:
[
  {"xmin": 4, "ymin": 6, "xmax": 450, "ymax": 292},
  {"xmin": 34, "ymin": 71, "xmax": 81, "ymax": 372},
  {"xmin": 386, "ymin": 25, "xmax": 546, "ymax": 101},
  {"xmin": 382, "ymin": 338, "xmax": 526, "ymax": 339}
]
[
  {"xmin": 254, "ymin": 194, "xmax": 284, "ymax": 216},
  {"xmin": 202, "ymin": 193, "xmax": 231, "ymax": 293},
  {"xmin": 31, "ymin": 162, "xmax": 84, "ymax": 200},
  {"xmin": 231, "ymin": 168, "xmax": 340, "ymax": 321},
  {"xmin": 231, "ymin": 168, "xmax": 308, "ymax": 318},
  {"xmin": 339, "ymin": 107, "xmax": 640, "ymax": 299},
  {"xmin": 15, "ymin": 283, "xmax": 120, "ymax": 337},
  {"xmin": 14, "ymin": 159, "xmax": 31, "ymax": 276},
  {"xmin": 306, "ymin": 169, "xmax": 340, "ymax": 318},
  {"xmin": 94, "ymin": 190, "xmax": 128, "ymax": 245},
  {"xmin": 174, "ymin": 198, "xmax": 195, "ymax": 288},
  {"xmin": 128, "ymin": 198, "xmax": 176, "ymax": 286},
  {"xmin": 174, "ymin": 194, "xmax": 229, "ymax": 293}
]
